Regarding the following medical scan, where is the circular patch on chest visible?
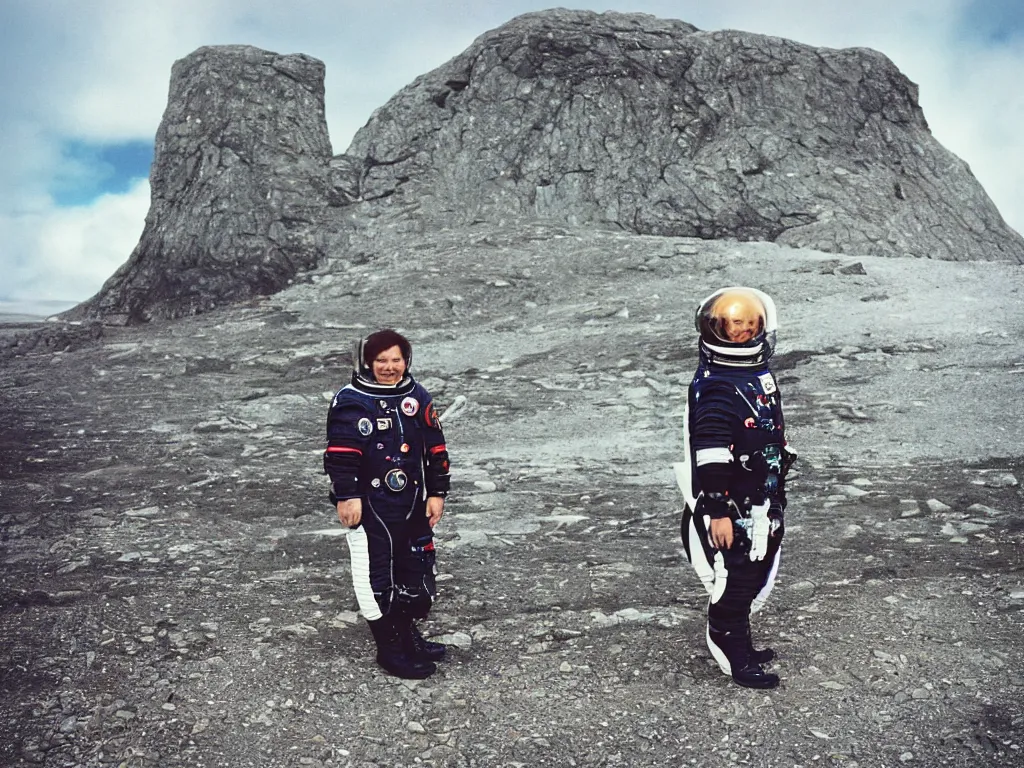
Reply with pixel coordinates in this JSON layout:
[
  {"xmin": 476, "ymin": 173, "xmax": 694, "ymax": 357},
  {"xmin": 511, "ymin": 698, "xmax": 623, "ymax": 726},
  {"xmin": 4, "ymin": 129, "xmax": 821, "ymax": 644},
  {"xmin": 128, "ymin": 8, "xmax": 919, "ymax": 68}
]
[
  {"xmin": 384, "ymin": 468, "xmax": 409, "ymax": 492},
  {"xmin": 401, "ymin": 397, "xmax": 420, "ymax": 416}
]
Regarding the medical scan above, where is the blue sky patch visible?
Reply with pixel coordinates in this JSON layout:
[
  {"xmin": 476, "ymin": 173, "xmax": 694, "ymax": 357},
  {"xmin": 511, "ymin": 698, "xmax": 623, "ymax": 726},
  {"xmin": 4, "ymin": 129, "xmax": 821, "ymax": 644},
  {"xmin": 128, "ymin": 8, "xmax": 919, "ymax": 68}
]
[
  {"xmin": 963, "ymin": 0, "xmax": 1024, "ymax": 43},
  {"xmin": 50, "ymin": 139, "xmax": 153, "ymax": 206}
]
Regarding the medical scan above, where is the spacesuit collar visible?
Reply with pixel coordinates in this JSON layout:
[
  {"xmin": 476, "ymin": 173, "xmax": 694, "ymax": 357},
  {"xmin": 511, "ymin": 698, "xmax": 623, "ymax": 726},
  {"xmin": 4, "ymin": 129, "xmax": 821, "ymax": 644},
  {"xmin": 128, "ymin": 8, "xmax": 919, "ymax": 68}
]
[
  {"xmin": 350, "ymin": 372, "xmax": 417, "ymax": 396},
  {"xmin": 698, "ymin": 340, "xmax": 771, "ymax": 371}
]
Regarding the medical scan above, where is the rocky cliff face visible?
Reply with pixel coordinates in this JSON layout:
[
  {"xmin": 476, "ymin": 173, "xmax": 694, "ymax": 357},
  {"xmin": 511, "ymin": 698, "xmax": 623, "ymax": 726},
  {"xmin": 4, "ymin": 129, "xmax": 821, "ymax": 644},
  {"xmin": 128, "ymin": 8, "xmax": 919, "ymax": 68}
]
[
  {"xmin": 71, "ymin": 10, "xmax": 1024, "ymax": 326},
  {"xmin": 345, "ymin": 9, "xmax": 1024, "ymax": 264},
  {"xmin": 71, "ymin": 46, "xmax": 335, "ymax": 324}
]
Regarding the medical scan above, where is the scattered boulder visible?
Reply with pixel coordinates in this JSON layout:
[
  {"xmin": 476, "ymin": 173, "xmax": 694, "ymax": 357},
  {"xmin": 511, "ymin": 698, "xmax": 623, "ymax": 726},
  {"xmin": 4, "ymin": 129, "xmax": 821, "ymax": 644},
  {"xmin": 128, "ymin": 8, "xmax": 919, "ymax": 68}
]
[{"xmin": 0, "ymin": 321, "xmax": 103, "ymax": 361}]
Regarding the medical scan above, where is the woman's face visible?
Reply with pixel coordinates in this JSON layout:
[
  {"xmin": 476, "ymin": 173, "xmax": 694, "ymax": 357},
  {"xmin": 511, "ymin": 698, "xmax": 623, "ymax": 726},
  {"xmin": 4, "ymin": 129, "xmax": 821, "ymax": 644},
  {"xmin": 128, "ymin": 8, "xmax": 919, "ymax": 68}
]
[
  {"xmin": 372, "ymin": 345, "xmax": 407, "ymax": 384},
  {"xmin": 711, "ymin": 292, "xmax": 764, "ymax": 344},
  {"xmin": 724, "ymin": 314, "xmax": 760, "ymax": 343}
]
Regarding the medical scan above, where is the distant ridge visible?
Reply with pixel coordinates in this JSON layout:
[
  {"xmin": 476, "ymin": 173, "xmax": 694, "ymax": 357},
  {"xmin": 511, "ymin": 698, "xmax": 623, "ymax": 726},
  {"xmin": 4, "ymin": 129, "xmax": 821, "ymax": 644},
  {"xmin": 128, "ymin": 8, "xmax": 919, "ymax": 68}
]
[{"xmin": 0, "ymin": 299, "xmax": 77, "ymax": 324}]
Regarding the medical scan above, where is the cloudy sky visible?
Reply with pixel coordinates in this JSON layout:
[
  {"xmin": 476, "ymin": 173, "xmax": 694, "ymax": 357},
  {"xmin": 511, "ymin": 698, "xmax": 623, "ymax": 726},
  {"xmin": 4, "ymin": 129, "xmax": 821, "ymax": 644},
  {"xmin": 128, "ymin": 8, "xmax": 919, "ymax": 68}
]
[{"xmin": 2, "ymin": 0, "xmax": 1022, "ymax": 313}]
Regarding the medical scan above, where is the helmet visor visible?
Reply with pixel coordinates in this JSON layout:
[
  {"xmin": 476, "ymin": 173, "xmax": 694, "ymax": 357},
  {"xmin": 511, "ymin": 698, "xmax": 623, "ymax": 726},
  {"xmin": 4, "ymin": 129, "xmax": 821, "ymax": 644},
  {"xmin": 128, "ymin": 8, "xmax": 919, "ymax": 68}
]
[
  {"xmin": 699, "ymin": 288, "xmax": 766, "ymax": 344},
  {"xmin": 694, "ymin": 286, "xmax": 778, "ymax": 364}
]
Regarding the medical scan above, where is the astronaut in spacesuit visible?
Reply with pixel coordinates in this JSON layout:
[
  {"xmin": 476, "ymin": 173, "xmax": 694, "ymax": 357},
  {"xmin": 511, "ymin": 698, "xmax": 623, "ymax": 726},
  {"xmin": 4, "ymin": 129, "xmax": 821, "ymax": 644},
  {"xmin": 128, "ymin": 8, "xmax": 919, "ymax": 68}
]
[
  {"xmin": 323, "ymin": 329, "xmax": 451, "ymax": 679},
  {"xmin": 676, "ymin": 287, "xmax": 796, "ymax": 689}
]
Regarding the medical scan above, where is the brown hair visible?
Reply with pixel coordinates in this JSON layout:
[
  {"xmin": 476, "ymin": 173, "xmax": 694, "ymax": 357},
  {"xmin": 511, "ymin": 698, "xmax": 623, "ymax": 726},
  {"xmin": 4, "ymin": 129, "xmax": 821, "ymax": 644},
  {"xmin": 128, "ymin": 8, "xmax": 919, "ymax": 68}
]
[{"xmin": 363, "ymin": 329, "xmax": 412, "ymax": 366}]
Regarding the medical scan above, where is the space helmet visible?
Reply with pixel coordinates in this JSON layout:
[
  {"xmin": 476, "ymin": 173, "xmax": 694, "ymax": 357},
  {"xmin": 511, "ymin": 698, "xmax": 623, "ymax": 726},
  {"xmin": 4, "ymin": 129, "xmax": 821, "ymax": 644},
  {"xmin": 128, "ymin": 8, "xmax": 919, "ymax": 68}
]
[
  {"xmin": 352, "ymin": 329, "xmax": 413, "ymax": 388},
  {"xmin": 694, "ymin": 286, "xmax": 777, "ymax": 367}
]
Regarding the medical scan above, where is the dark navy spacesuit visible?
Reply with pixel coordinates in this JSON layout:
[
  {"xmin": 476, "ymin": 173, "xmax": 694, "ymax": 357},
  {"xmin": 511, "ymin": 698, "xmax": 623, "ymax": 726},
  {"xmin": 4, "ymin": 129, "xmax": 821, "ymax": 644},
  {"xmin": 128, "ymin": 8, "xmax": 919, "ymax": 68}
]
[
  {"xmin": 676, "ymin": 287, "xmax": 795, "ymax": 689},
  {"xmin": 324, "ymin": 331, "xmax": 450, "ymax": 679}
]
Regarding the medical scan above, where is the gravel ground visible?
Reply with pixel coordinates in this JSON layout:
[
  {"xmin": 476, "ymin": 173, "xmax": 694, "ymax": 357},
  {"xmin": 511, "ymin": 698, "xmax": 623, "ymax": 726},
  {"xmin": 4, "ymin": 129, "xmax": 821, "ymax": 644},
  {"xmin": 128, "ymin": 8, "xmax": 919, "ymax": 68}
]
[{"xmin": 1, "ymin": 223, "xmax": 1022, "ymax": 767}]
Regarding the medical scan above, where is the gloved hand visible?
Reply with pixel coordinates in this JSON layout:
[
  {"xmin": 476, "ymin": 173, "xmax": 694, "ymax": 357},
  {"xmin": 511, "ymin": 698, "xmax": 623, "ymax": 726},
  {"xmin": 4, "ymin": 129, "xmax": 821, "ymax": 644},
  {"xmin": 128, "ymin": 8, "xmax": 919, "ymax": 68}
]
[{"xmin": 749, "ymin": 500, "xmax": 771, "ymax": 561}]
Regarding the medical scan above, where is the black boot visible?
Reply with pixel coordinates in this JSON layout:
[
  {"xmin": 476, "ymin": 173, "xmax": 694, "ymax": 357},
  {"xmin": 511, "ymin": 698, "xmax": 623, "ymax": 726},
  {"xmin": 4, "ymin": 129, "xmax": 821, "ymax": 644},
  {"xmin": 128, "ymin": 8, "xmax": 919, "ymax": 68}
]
[
  {"xmin": 748, "ymin": 637, "xmax": 775, "ymax": 665},
  {"xmin": 707, "ymin": 624, "xmax": 779, "ymax": 690},
  {"xmin": 402, "ymin": 616, "xmax": 447, "ymax": 663},
  {"xmin": 367, "ymin": 616, "xmax": 436, "ymax": 679}
]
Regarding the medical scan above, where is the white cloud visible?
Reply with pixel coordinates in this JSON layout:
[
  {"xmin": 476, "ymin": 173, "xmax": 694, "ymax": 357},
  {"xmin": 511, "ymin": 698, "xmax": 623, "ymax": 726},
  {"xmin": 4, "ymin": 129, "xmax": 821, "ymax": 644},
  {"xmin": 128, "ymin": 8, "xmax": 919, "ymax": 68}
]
[
  {"xmin": 0, "ymin": 121, "xmax": 61, "ymax": 214},
  {"xmin": 912, "ymin": 41, "xmax": 1024, "ymax": 237},
  {"xmin": 3, "ymin": 180, "xmax": 149, "ymax": 302},
  {"xmin": 45, "ymin": 0, "xmax": 227, "ymax": 140}
]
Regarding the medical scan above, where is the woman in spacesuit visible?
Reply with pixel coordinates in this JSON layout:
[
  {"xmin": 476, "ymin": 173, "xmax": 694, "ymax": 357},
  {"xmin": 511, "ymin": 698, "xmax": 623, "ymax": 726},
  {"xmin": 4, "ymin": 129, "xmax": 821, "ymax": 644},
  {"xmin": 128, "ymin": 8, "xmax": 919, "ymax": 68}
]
[{"xmin": 323, "ymin": 329, "xmax": 451, "ymax": 679}]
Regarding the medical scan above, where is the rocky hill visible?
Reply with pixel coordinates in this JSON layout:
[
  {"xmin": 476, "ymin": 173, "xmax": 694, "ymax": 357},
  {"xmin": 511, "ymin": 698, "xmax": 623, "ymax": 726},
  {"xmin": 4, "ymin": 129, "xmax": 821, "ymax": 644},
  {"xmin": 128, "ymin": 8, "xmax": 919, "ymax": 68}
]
[
  {"xmin": 67, "ymin": 9, "xmax": 1024, "ymax": 326},
  {"xmin": 348, "ymin": 9, "xmax": 1024, "ymax": 265}
]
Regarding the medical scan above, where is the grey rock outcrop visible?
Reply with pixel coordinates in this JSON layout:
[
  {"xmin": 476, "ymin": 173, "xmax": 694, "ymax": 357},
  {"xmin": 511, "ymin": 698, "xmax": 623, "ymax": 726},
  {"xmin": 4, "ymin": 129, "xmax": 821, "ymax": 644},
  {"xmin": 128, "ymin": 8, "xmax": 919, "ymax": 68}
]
[
  {"xmin": 71, "ymin": 46, "xmax": 334, "ymax": 324},
  {"xmin": 67, "ymin": 10, "xmax": 1024, "ymax": 326},
  {"xmin": 345, "ymin": 9, "xmax": 1024, "ymax": 263}
]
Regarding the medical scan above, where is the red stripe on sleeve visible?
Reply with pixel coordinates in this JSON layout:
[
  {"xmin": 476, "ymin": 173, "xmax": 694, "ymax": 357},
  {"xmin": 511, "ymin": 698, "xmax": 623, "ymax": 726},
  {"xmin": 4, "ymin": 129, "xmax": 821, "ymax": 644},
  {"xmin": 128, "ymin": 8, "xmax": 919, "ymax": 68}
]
[
  {"xmin": 325, "ymin": 446, "xmax": 363, "ymax": 455},
  {"xmin": 428, "ymin": 444, "xmax": 447, "ymax": 455}
]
